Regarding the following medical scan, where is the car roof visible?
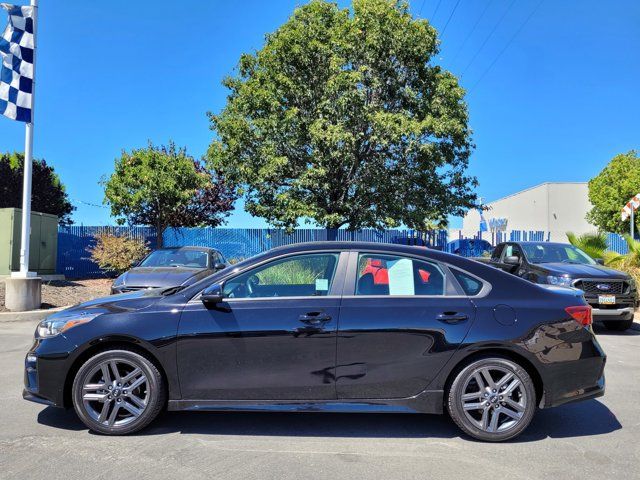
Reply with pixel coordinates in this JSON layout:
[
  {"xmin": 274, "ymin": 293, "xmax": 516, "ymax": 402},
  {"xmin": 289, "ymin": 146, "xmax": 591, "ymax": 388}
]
[
  {"xmin": 266, "ymin": 241, "xmax": 468, "ymax": 264},
  {"xmin": 156, "ymin": 246, "xmax": 220, "ymax": 253},
  {"xmin": 510, "ymin": 242, "xmax": 571, "ymax": 246}
]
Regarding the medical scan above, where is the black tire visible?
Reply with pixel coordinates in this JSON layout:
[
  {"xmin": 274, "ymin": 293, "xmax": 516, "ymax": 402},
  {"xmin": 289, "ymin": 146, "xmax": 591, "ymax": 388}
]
[
  {"xmin": 72, "ymin": 349, "xmax": 166, "ymax": 435},
  {"xmin": 602, "ymin": 319, "xmax": 634, "ymax": 331},
  {"xmin": 447, "ymin": 357, "xmax": 536, "ymax": 442}
]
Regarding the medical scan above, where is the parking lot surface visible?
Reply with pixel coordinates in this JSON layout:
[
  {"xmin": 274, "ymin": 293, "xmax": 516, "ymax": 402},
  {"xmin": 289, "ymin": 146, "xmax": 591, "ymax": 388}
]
[{"xmin": 1, "ymin": 320, "xmax": 638, "ymax": 480}]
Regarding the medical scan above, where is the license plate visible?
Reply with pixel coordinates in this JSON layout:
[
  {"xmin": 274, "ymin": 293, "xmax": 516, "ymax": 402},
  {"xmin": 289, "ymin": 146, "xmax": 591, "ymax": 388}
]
[{"xmin": 598, "ymin": 295, "xmax": 616, "ymax": 305}]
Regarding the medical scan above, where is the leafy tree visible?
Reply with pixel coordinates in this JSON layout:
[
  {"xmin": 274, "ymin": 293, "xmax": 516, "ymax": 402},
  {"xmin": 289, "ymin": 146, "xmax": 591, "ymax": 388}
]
[
  {"xmin": 102, "ymin": 142, "xmax": 236, "ymax": 247},
  {"xmin": 208, "ymin": 0, "xmax": 476, "ymax": 231},
  {"xmin": 587, "ymin": 151, "xmax": 640, "ymax": 234},
  {"xmin": 0, "ymin": 152, "xmax": 75, "ymax": 225},
  {"xmin": 88, "ymin": 233, "xmax": 149, "ymax": 274}
]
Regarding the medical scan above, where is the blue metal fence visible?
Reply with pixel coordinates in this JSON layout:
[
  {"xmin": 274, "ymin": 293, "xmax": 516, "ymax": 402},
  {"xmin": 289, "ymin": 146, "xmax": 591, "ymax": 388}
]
[
  {"xmin": 57, "ymin": 226, "xmax": 157, "ymax": 278},
  {"xmin": 163, "ymin": 228, "xmax": 449, "ymax": 261},
  {"xmin": 607, "ymin": 233, "xmax": 628, "ymax": 255},
  {"xmin": 56, "ymin": 226, "xmax": 632, "ymax": 279}
]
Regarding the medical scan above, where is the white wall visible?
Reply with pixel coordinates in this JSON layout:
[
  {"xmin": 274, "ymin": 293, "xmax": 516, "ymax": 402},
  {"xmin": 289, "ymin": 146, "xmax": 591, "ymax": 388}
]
[{"xmin": 460, "ymin": 183, "xmax": 597, "ymax": 242}]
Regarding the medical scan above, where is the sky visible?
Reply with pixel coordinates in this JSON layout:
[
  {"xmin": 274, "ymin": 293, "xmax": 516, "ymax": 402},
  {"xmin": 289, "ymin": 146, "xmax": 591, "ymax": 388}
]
[{"xmin": 1, "ymin": 0, "xmax": 638, "ymax": 229}]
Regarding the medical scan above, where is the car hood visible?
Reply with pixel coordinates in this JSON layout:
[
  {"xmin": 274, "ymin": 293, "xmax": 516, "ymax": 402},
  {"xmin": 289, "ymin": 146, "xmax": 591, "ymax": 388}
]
[
  {"xmin": 536, "ymin": 262, "xmax": 630, "ymax": 279},
  {"xmin": 118, "ymin": 267, "xmax": 204, "ymax": 288},
  {"xmin": 49, "ymin": 288, "xmax": 165, "ymax": 318}
]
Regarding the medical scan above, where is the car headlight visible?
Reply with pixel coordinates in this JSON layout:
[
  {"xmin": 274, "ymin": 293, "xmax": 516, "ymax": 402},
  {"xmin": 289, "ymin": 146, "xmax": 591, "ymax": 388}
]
[
  {"xmin": 546, "ymin": 275, "xmax": 574, "ymax": 287},
  {"xmin": 37, "ymin": 312, "xmax": 101, "ymax": 338}
]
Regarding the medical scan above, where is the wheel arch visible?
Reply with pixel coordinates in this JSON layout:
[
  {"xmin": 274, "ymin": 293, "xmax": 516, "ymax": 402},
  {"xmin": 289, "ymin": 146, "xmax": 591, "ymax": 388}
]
[
  {"xmin": 443, "ymin": 348, "xmax": 545, "ymax": 407},
  {"xmin": 63, "ymin": 336, "xmax": 169, "ymax": 409}
]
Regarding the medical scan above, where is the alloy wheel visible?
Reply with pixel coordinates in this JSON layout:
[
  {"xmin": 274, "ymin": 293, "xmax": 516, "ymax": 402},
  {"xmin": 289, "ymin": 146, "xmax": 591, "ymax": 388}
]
[
  {"xmin": 460, "ymin": 365, "xmax": 527, "ymax": 433},
  {"xmin": 81, "ymin": 359, "xmax": 149, "ymax": 427}
]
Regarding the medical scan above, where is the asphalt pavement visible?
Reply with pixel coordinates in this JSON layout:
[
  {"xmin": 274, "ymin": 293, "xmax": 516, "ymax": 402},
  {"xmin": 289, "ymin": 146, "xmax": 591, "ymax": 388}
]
[{"xmin": 0, "ymin": 319, "xmax": 638, "ymax": 480}]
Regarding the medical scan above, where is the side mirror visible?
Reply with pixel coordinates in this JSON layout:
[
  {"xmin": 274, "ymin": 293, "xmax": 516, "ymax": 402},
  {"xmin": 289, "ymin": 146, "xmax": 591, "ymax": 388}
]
[
  {"xmin": 504, "ymin": 255, "xmax": 520, "ymax": 265},
  {"xmin": 201, "ymin": 283, "xmax": 224, "ymax": 306},
  {"xmin": 595, "ymin": 258, "xmax": 605, "ymax": 265},
  {"xmin": 213, "ymin": 262, "xmax": 227, "ymax": 271}
]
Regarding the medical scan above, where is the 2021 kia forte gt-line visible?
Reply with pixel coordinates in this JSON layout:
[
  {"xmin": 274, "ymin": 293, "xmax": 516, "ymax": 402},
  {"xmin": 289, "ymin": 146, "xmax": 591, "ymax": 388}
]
[{"xmin": 24, "ymin": 242, "xmax": 606, "ymax": 441}]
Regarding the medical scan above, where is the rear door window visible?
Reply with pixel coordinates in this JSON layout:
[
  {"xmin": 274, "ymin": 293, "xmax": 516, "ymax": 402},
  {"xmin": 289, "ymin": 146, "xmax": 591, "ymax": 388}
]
[{"xmin": 355, "ymin": 253, "xmax": 446, "ymax": 296}]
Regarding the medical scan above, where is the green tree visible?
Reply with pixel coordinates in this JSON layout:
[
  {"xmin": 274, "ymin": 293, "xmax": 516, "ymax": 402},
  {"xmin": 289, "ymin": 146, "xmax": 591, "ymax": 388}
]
[
  {"xmin": 0, "ymin": 152, "xmax": 75, "ymax": 225},
  {"xmin": 587, "ymin": 151, "xmax": 640, "ymax": 234},
  {"xmin": 102, "ymin": 142, "xmax": 236, "ymax": 247},
  {"xmin": 208, "ymin": 0, "xmax": 476, "ymax": 231}
]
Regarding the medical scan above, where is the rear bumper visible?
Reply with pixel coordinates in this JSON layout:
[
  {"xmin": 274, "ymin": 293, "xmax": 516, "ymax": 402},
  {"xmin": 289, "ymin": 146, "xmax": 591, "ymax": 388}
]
[{"xmin": 542, "ymin": 374, "xmax": 605, "ymax": 408}]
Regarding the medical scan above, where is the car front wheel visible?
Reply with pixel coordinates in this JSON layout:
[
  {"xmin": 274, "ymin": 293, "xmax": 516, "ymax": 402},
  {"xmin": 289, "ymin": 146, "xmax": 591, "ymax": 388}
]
[
  {"xmin": 447, "ymin": 357, "xmax": 536, "ymax": 442},
  {"xmin": 72, "ymin": 349, "xmax": 166, "ymax": 435}
]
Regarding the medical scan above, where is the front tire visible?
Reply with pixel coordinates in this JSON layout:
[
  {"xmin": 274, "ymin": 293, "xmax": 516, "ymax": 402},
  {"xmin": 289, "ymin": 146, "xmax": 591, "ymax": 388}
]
[
  {"xmin": 72, "ymin": 349, "xmax": 166, "ymax": 435},
  {"xmin": 602, "ymin": 319, "xmax": 634, "ymax": 331},
  {"xmin": 447, "ymin": 357, "xmax": 536, "ymax": 442}
]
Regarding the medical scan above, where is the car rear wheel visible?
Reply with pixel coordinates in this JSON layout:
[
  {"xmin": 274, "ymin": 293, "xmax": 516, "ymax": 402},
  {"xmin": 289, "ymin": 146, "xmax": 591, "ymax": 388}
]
[
  {"xmin": 447, "ymin": 357, "xmax": 536, "ymax": 442},
  {"xmin": 602, "ymin": 319, "xmax": 634, "ymax": 331},
  {"xmin": 72, "ymin": 349, "xmax": 166, "ymax": 435}
]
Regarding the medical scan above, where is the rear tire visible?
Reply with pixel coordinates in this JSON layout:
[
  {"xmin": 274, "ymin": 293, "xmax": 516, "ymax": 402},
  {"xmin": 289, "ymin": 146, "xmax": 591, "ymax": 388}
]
[
  {"xmin": 602, "ymin": 319, "xmax": 634, "ymax": 331},
  {"xmin": 447, "ymin": 357, "xmax": 536, "ymax": 442},
  {"xmin": 72, "ymin": 349, "xmax": 166, "ymax": 435}
]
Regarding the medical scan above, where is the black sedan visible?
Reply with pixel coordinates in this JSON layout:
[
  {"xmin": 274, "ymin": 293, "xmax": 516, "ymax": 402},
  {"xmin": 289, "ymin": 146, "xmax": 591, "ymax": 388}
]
[
  {"xmin": 110, "ymin": 246, "xmax": 227, "ymax": 294},
  {"xmin": 24, "ymin": 242, "xmax": 605, "ymax": 442}
]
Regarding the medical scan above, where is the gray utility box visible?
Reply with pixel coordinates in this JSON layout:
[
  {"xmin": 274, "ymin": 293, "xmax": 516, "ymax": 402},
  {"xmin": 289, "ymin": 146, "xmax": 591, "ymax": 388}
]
[{"xmin": 0, "ymin": 208, "xmax": 58, "ymax": 275}]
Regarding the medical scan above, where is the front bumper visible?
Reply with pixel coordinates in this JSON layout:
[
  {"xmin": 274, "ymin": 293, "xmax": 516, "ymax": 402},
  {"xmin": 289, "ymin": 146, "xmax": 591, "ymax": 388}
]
[{"xmin": 591, "ymin": 306, "xmax": 635, "ymax": 321}]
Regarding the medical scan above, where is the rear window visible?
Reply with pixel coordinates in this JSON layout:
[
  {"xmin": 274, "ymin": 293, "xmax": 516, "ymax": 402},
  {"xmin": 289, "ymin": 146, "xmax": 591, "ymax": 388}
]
[{"xmin": 452, "ymin": 269, "xmax": 483, "ymax": 296}]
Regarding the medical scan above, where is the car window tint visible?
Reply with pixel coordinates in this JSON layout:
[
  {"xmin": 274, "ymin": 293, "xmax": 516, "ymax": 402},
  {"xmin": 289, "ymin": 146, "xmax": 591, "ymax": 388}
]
[
  {"xmin": 452, "ymin": 269, "xmax": 483, "ymax": 296},
  {"xmin": 491, "ymin": 244, "xmax": 504, "ymax": 260},
  {"xmin": 223, "ymin": 254, "xmax": 339, "ymax": 299},
  {"xmin": 355, "ymin": 254, "xmax": 445, "ymax": 296}
]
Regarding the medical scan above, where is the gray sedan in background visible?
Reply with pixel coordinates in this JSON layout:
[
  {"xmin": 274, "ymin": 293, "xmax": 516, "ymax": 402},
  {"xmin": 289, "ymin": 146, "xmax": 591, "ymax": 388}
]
[{"xmin": 111, "ymin": 246, "xmax": 227, "ymax": 294}]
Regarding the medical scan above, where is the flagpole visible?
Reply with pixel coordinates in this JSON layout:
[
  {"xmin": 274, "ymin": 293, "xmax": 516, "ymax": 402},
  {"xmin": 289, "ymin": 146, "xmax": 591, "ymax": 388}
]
[{"xmin": 16, "ymin": 0, "xmax": 38, "ymax": 277}]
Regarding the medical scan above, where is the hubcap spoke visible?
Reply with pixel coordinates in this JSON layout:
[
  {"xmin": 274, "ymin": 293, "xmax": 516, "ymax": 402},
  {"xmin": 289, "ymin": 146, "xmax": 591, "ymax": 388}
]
[
  {"xmin": 83, "ymin": 392, "xmax": 109, "ymax": 403},
  {"xmin": 121, "ymin": 367, "xmax": 142, "ymax": 384},
  {"xmin": 480, "ymin": 368, "xmax": 496, "ymax": 390},
  {"xmin": 109, "ymin": 361, "xmax": 122, "ymax": 382},
  {"xmin": 487, "ymin": 409, "xmax": 500, "ymax": 432},
  {"xmin": 83, "ymin": 383, "xmax": 105, "ymax": 392},
  {"xmin": 127, "ymin": 392, "xmax": 146, "ymax": 409},
  {"xmin": 463, "ymin": 402, "xmax": 485, "ymax": 411},
  {"xmin": 127, "ymin": 374, "xmax": 147, "ymax": 392},
  {"xmin": 501, "ymin": 406, "xmax": 523, "ymax": 420},
  {"xmin": 107, "ymin": 403, "xmax": 121, "ymax": 426},
  {"xmin": 502, "ymin": 378, "xmax": 521, "ymax": 396},
  {"xmin": 121, "ymin": 401, "xmax": 143, "ymax": 418},
  {"xmin": 505, "ymin": 398, "xmax": 525, "ymax": 412},
  {"xmin": 100, "ymin": 364, "xmax": 112, "ymax": 384},
  {"xmin": 97, "ymin": 400, "xmax": 112, "ymax": 423}
]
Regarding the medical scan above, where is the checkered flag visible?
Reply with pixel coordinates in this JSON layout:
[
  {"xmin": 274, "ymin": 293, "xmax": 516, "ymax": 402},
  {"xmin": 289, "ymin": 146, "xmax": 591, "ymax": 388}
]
[{"xmin": 0, "ymin": 3, "xmax": 34, "ymax": 122}]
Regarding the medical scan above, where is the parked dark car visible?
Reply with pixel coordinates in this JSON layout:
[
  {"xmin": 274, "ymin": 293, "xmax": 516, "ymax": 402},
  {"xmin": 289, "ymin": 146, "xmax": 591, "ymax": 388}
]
[
  {"xmin": 479, "ymin": 241, "xmax": 637, "ymax": 331},
  {"xmin": 110, "ymin": 246, "xmax": 227, "ymax": 294},
  {"xmin": 24, "ymin": 242, "xmax": 605, "ymax": 442}
]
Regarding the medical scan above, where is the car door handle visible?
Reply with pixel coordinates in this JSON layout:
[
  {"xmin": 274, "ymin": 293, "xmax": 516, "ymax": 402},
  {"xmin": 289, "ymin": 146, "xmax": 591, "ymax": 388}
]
[
  {"xmin": 437, "ymin": 312, "xmax": 469, "ymax": 324},
  {"xmin": 299, "ymin": 312, "xmax": 332, "ymax": 325}
]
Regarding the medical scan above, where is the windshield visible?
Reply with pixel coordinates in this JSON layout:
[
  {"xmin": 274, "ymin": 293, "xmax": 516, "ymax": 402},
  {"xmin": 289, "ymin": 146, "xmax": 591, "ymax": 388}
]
[
  {"xmin": 138, "ymin": 249, "xmax": 209, "ymax": 268},
  {"xmin": 521, "ymin": 244, "xmax": 596, "ymax": 265}
]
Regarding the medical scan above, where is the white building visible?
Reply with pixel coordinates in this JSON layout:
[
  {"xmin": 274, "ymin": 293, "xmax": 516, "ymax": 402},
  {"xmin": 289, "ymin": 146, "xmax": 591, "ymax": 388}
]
[{"xmin": 458, "ymin": 182, "xmax": 597, "ymax": 242}]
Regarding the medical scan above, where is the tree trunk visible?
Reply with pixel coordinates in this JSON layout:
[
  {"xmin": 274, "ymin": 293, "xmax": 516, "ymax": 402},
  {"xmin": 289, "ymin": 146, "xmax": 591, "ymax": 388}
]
[{"xmin": 156, "ymin": 219, "xmax": 163, "ymax": 248}]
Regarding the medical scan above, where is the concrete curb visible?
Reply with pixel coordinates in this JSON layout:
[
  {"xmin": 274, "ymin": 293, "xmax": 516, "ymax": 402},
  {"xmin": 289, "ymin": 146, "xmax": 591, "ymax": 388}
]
[{"xmin": 0, "ymin": 306, "xmax": 69, "ymax": 323}]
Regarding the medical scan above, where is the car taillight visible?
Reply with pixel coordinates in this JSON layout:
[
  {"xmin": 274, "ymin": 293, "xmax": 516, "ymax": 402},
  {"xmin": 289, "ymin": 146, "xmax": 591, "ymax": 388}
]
[{"xmin": 565, "ymin": 305, "xmax": 592, "ymax": 326}]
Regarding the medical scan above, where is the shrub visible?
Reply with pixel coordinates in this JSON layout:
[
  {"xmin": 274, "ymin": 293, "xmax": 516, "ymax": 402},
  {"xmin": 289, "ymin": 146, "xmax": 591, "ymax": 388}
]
[{"xmin": 88, "ymin": 233, "xmax": 149, "ymax": 274}]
